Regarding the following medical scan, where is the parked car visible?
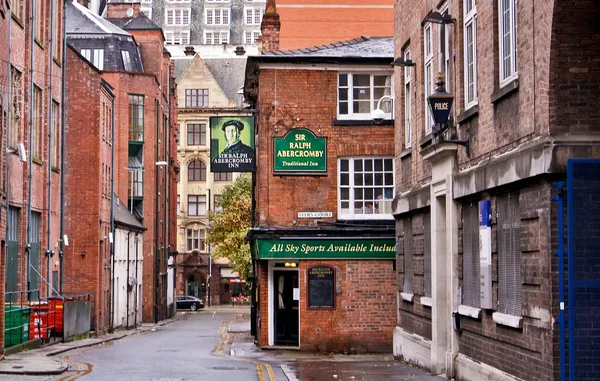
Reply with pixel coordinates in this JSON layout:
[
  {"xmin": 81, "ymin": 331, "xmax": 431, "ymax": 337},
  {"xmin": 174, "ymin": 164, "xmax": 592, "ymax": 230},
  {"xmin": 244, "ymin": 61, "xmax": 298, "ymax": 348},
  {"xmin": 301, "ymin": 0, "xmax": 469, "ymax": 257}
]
[{"xmin": 176, "ymin": 296, "xmax": 205, "ymax": 311}]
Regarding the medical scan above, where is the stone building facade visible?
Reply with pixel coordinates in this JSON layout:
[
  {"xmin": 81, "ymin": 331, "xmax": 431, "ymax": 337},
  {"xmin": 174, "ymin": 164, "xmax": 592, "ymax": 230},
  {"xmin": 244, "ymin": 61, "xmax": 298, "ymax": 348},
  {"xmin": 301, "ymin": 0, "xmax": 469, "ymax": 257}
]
[{"xmin": 392, "ymin": 1, "xmax": 600, "ymax": 380}]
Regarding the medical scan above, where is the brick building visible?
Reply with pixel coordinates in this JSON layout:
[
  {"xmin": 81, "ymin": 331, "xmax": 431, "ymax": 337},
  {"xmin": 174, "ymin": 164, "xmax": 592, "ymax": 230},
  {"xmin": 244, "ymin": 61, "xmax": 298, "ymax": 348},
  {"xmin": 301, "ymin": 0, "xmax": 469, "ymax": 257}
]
[
  {"xmin": 245, "ymin": 37, "xmax": 397, "ymax": 352},
  {"xmin": 392, "ymin": 1, "xmax": 600, "ymax": 380},
  {"xmin": 65, "ymin": 1, "xmax": 177, "ymax": 327},
  {"xmin": 172, "ymin": 48, "xmax": 248, "ymax": 306},
  {"xmin": 2, "ymin": 0, "xmax": 65, "ymax": 350}
]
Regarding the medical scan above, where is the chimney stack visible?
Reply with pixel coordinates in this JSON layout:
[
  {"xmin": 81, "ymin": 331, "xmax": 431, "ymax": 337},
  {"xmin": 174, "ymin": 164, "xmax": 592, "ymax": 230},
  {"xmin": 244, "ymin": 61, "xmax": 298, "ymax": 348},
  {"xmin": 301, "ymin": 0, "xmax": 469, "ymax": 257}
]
[
  {"xmin": 234, "ymin": 46, "xmax": 246, "ymax": 56},
  {"xmin": 184, "ymin": 46, "xmax": 196, "ymax": 56},
  {"xmin": 107, "ymin": 1, "xmax": 141, "ymax": 19},
  {"xmin": 261, "ymin": 0, "xmax": 280, "ymax": 53}
]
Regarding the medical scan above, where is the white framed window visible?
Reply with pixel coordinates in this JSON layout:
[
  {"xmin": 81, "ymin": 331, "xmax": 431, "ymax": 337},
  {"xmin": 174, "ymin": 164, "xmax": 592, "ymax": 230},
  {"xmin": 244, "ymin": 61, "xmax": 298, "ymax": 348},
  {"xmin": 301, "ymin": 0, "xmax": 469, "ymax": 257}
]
[
  {"xmin": 93, "ymin": 49, "xmax": 104, "ymax": 70},
  {"xmin": 498, "ymin": 0, "xmax": 517, "ymax": 87},
  {"xmin": 204, "ymin": 31, "xmax": 230, "ymax": 45},
  {"xmin": 439, "ymin": 6, "xmax": 452, "ymax": 92},
  {"xmin": 206, "ymin": 8, "xmax": 230, "ymax": 25},
  {"xmin": 337, "ymin": 73, "xmax": 393, "ymax": 120},
  {"xmin": 463, "ymin": 0, "xmax": 478, "ymax": 109},
  {"xmin": 338, "ymin": 158, "xmax": 394, "ymax": 220},
  {"xmin": 140, "ymin": 7, "xmax": 152, "ymax": 19},
  {"xmin": 207, "ymin": 0, "xmax": 229, "ymax": 2},
  {"xmin": 244, "ymin": 7, "xmax": 263, "ymax": 25},
  {"xmin": 167, "ymin": 0, "xmax": 190, "ymax": 2},
  {"xmin": 121, "ymin": 50, "xmax": 132, "ymax": 71},
  {"xmin": 165, "ymin": 8, "xmax": 191, "ymax": 26},
  {"xmin": 141, "ymin": 0, "xmax": 153, "ymax": 3},
  {"xmin": 244, "ymin": 31, "xmax": 261, "ymax": 45},
  {"xmin": 404, "ymin": 49, "xmax": 412, "ymax": 148},
  {"xmin": 186, "ymin": 228, "xmax": 206, "ymax": 251},
  {"xmin": 424, "ymin": 23, "xmax": 434, "ymax": 134},
  {"xmin": 165, "ymin": 31, "xmax": 190, "ymax": 45},
  {"xmin": 177, "ymin": 195, "xmax": 181, "ymax": 216}
]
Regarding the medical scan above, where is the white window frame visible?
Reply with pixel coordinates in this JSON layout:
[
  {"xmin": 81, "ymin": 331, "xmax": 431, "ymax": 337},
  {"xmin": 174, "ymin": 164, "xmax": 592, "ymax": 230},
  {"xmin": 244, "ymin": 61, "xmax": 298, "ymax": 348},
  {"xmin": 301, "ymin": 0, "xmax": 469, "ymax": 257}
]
[
  {"xmin": 498, "ymin": 0, "xmax": 518, "ymax": 87},
  {"xmin": 165, "ymin": 30, "xmax": 190, "ymax": 45},
  {"xmin": 204, "ymin": 31, "xmax": 230, "ymax": 45},
  {"xmin": 244, "ymin": 30, "xmax": 261, "ymax": 45},
  {"xmin": 205, "ymin": 8, "xmax": 230, "ymax": 26},
  {"xmin": 207, "ymin": 0, "xmax": 229, "ymax": 2},
  {"xmin": 439, "ymin": 5, "xmax": 452, "ymax": 92},
  {"xmin": 337, "ymin": 157, "xmax": 395, "ymax": 220},
  {"xmin": 121, "ymin": 50, "xmax": 132, "ymax": 71},
  {"xmin": 140, "ymin": 6, "xmax": 152, "ymax": 19},
  {"xmin": 166, "ymin": 0, "xmax": 190, "ymax": 2},
  {"xmin": 463, "ymin": 0, "xmax": 478, "ymax": 109},
  {"xmin": 244, "ymin": 7, "xmax": 263, "ymax": 25},
  {"xmin": 424, "ymin": 23, "xmax": 434, "ymax": 133},
  {"xmin": 165, "ymin": 8, "xmax": 191, "ymax": 26},
  {"xmin": 404, "ymin": 49, "xmax": 412, "ymax": 148},
  {"xmin": 93, "ymin": 49, "xmax": 104, "ymax": 70},
  {"xmin": 337, "ymin": 72, "xmax": 394, "ymax": 120},
  {"xmin": 186, "ymin": 228, "xmax": 206, "ymax": 251}
]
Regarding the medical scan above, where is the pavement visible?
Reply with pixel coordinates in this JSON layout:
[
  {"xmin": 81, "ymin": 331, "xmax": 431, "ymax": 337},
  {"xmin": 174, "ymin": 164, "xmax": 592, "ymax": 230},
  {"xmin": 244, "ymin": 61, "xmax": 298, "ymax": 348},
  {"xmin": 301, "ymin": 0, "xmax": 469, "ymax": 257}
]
[{"xmin": 0, "ymin": 305, "xmax": 442, "ymax": 380}]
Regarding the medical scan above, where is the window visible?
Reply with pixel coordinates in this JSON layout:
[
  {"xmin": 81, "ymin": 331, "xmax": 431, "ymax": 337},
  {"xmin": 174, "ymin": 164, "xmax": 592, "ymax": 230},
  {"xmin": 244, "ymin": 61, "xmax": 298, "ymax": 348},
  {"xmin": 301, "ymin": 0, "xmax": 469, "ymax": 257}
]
[
  {"xmin": 129, "ymin": 170, "xmax": 143, "ymax": 197},
  {"xmin": 53, "ymin": 3, "xmax": 61, "ymax": 59},
  {"xmin": 51, "ymin": 101, "xmax": 59, "ymax": 167},
  {"xmin": 11, "ymin": 0, "xmax": 24, "ymax": 21},
  {"xmin": 462, "ymin": 202, "xmax": 480, "ymax": 308},
  {"xmin": 498, "ymin": 0, "xmax": 517, "ymax": 86},
  {"xmin": 214, "ymin": 172, "xmax": 232, "ymax": 181},
  {"xmin": 165, "ymin": 31, "xmax": 190, "ymax": 45},
  {"xmin": 337, "ymin": 73, "xmax": 393, "ymax": 120},
  {"xmin": 187, "ymin": 124, "xmax": 206, "ymax": 146},
  {"xmin": 81, "ymin": 49, "xmax": 104, "ymax": 70},
  {"xmin": 9, "ymin": 67, "xmax": 21, "ymax": 148},
  {"xmin": 140, "ymin": 7, "xmax": 152, "ymax": 19},
  {"xmin": 404, "ymin": 49, "xmax": 412, "ymax": 148},
  {"xmin": 424, "ymin": 213, "xmax": 431, "ymax": 298},
  {"xmin": 204, "ymin": 31, "xmax": 230, "ymax": 45},
  {"xmin": 167, "ymin": 0, "xmax": 190, "ymax": 2},
  {"xmin": 402, "ymin": 218, "xmax": 413, "ymax": 295},
  {"xmin": 186, "ymin": 228, "xmax": 206, "ymax": 251},
  {"xmin": 206, "ymin": 9, "xmax": 230, "ymax": 25},
  {"xmin": 185, "ymin": 89, "xmax": 209, "ymax": 108},
  {"xmin": 497, "ymin": 192, "xmax": 522, "ymax": 316},
  {"xmin": 188, "ymin": 195, "xmax": 207, "ymax": 216},
  {"xmin": 214, "ymin": 195, "xmax": 223, "ymax": 213},
  {"xmin": 244, "ymin": 31, "xmax": 261, "ymax": 45},
  {"xmin": 34, "ymin": 1, "xmax": 43, "ymax": 42},
  {"xmin": 338, "ymin": 158, "xmax": 394, "ymax": 220},
  {"xmin": 121, "ymin": 50, "xmax": 132, "ymax": 71},
  {"xmin": 245, "ymin": 7, "xmax": 263, "ymax": 25},
  {"xmin": 166, "ymin": 8, "xmax": 191, "ymax": 26},
  {"xmin": 424, "ymin": 23, "xmax": 434, "ymax": 134},
  {"xmin": 464, "ymin": 0, "xmax": 478, "ymax": 109},
  {"xmin": 33, "ymin": 86, "xmax": 42, "ymax": 160},
  {"xmin": 439, "ymin": 7, "xmax": 452, "ymax": 92},
  {"xmin": 128, "ymin": 95, "xmax": 144, "ymax": 141},
  {"xmin": 176, "ymin": 124, "xmax": 181, "ymax": 146},
  {"xmin": 81, "ymin": 49, "xmax": 91, "ymax": 61},
  {"xmin": 177, "ymin": 195, "xmax": 181, "ymax": 216},
  {"xmin": 188, "ymin": 160, "xmax": 207, "ymax": 181}
]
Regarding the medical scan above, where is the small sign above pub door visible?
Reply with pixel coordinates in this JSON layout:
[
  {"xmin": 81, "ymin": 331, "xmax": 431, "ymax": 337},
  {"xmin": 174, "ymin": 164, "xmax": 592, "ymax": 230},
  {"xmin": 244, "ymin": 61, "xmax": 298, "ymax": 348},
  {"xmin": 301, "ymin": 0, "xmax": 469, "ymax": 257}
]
[{"xmin": 307, "ymin": 265, "xmax": 335, "ymax": 309}]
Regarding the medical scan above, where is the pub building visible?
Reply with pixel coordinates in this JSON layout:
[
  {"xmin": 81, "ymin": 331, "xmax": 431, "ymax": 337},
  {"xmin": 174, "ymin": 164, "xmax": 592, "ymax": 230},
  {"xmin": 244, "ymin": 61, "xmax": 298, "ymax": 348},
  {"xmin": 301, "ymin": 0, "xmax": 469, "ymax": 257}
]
[{"xmin": 244, "ymin": 36, "xmax": 398, "ymax": 352}]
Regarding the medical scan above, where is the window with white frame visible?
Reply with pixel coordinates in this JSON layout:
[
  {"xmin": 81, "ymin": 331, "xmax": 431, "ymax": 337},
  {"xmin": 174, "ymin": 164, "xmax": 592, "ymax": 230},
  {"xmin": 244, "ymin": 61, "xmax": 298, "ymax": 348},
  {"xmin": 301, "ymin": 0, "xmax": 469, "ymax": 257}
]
[
  {"xmin": 121, "ymin": 50, "xmax": 132, "ymax": 71},
  {"xmin": 166, "ymin": 8, "xmax": 191, "ymax": 26},
  {"xmin": 462, "ymin": 202, "xmax": 480, "ymax": 308},
  {"xmin": 207, "ymin": 0, "xmax": 229, "ymax": 2},
  {"xmin": 337, "ymin": 73, "xmax": 393, "ymax": 120},
  {"xmin": 404, "ymin": 49, "xmax": 412, "ymax": 148},
  {"xmin": 338, "ymin": 158, "xmax": 394, "ymax": 220},
  {"xmin": 204, "ymin": 31, "xmax": 230, "ymax": 45},
  {"xmin": 141, "ymin": 0, "xmax": 153, "ymax": 3},
  {"xmin": 424, "ymin": 23, "xmax": 434, "ymax": 134},
  {"xmin": 140, "ymin": 7, "xmax": 152, "ymax": 19},
  {"xmin": 80, "ymin": 49, "xmax": 104, "ymax": 70},
  {"xmin": 464, "ymin": 0, "xmax": 478, "ymax": 108},
  {"xmin": 206, "ymin": 8, "xmax": 230, "ymax": 25},
  {"xmin": 167, "ymin": 0, "xmax": 190, "ymax": 2},
  {"xmin": 165, "ymin": 31, "xmax": 190, "ymax": 45},
  {"xmin": 188, "ymin": 195, "xmax": 207, "ymax": 216},
  {"xmin": 244, "ymin": 31, "xmax": 261, "ymax": 45},
  {"xmin": 497, "ymin": 192, "xmax": 522, "ymax": 316},
  {"xmin": 439, "ymin": 7, "xmax": 452, "ymax": 92},
  {"xmin": 245, "ymin": 7, "xmax": 263, "ymax": 25},
  {"xmin": 177, "ymin": 195, "xmax": 181, "ymax": 216},
  {"xmin": 498, "ymin": 0, "xmax": 517, "ymax": 87},
  {"xmin": 186, "ymin": 228, "xmax": 206, "ymax": 251}
]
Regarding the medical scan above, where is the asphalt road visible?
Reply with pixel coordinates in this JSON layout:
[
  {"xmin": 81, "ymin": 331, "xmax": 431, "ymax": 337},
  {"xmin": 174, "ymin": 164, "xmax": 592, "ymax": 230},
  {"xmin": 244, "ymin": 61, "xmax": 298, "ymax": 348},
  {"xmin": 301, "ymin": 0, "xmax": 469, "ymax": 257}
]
[{"xmin": 1, "ymin": 309, "xmax": 281, "ymax": 381}]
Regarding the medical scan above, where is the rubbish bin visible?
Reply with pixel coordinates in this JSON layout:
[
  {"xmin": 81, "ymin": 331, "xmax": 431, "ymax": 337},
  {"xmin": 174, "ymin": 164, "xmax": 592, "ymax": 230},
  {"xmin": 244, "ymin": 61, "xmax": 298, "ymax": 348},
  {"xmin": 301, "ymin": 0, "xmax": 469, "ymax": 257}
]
[
  {"xmin": 29, "ymin": 302, "xmax": 54, "ymax": 340},
  {"xmin": 48, "ymin": 297, "xmax": 70, "ymax": 334},
  {"xmin": 5, "ymin": 305, "xmax": 31, "ymax": 347}
]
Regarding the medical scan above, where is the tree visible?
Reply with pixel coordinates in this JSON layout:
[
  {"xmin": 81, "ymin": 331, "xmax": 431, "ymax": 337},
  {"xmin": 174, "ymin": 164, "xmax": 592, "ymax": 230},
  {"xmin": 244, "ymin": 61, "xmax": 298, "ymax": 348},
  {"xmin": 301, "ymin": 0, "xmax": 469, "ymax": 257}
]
[{"xmin": 207, "ymin": 174, "xmax": 252, "ymax": 280}]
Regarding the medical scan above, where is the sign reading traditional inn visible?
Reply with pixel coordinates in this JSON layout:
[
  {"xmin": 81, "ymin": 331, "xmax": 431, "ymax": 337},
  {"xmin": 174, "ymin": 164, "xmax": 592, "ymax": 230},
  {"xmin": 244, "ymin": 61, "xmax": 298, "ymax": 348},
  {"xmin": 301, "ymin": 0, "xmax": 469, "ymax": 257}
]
[
  {"xmin": 257, "ymin": 239, "xmax": 396, "ymax": 260},
  {"xmin": 273, "ymin": 128, "xmax": 327, "ymax": 173}
]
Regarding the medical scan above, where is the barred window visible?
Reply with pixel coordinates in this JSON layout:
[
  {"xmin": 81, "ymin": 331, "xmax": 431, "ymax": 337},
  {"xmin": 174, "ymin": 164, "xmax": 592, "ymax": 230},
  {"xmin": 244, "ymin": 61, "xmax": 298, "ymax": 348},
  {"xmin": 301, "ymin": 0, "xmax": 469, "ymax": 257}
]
[
  {"xmin": 462, "ymin": 202, "xmax": 480, "ymax": 308},
  {"xmin": 497, "ymin": 192, "xmax": 522, "ymax": 316}
]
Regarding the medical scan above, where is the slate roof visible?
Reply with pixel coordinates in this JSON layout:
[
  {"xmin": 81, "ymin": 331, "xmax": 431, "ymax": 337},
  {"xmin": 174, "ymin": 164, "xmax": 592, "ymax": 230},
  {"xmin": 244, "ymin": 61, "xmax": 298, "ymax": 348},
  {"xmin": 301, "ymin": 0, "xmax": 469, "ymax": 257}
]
[
  {"xmin": 106, "ymin": 13, "xmax": 162, "ymax": 31},
  {"xmin": 66, "ymin": 1, "xmax": 130, "ymax": 36},
  {"xmin": 204, "ymin": 57, "xmax": 248, "ymax": 103},
  {"xmin": 173, "ymin": 57, "xmax": 194, "ymax": 82},
  {"xmin": 114, "ymin": 197, "xmax": 146, "ymax": 231},
  {"xmin": 261, "ymin": 36, "xmax": 393, "ymax": 59}
]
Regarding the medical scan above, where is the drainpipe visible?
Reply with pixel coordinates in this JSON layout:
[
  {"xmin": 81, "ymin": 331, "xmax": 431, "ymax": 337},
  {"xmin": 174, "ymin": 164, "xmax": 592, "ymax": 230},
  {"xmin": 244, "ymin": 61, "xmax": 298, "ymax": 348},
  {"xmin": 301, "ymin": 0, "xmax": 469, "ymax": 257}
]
[
  {"xmin": 4, "ymin": 0, "xmax": 12, "ymax": 304},
  {"xmin": 27, "ymin": 0, "xmax": 36, "ymax": 301},
  {"xmin": 134, "ymin": 233, "xmax": 139, "ymax": 328},
  {"xmin": 109, "ymin": 90, "xmax": 115, "ymax": 332},
  {"xmin": 207, "ymin": 188, "xmax": 211, "ymax": 307},
  {"xmin": 59, "ymin": 0, "xmax": 67, "ymax": 295},
  {"xmin": 163, "ymin": 115, "xmax": 167, "ymax": 316},
  {"xmin": 154, "ymin": 98, "xmax": 159, "ymax": 324},
  {"xmin": 46, "ymin": 0, "xmax": 56, "ymax": 298},
  {"xmin": 126, "ymin": 231, "xmax": 130, "ymax": 328}
]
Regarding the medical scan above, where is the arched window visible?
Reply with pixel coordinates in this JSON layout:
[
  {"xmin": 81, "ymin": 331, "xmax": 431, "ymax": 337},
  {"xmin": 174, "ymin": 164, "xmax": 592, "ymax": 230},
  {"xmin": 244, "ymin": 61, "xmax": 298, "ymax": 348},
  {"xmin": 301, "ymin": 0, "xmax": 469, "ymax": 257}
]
[{"xmin": 188, "ymin": 160, "xmax": 206, "ymax": 181}]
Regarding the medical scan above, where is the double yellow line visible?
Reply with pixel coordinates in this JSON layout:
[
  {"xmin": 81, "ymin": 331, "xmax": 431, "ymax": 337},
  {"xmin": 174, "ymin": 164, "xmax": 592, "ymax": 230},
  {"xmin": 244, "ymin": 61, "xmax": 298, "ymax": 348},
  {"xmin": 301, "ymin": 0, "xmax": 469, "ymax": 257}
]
[
  {"xmin": 211, "ymin": 323, "xmax": 276, "ymax": 381},
  {"xmin": 54, "ymin": 354, "xmax": 93, "ymax": 381}
]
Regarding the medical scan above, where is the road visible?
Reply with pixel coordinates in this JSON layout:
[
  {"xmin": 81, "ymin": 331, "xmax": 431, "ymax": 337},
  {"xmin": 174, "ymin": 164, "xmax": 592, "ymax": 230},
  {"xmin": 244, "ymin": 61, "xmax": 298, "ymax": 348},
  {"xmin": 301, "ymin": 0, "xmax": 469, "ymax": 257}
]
[{"xmin": 2, "ymin": 309, "xmax": 284, "ymax": 381}]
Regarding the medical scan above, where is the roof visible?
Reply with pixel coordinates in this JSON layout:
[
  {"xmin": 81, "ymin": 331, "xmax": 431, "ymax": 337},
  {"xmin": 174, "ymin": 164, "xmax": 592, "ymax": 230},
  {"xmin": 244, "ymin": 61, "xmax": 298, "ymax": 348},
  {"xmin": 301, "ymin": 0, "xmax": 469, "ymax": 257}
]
[
  {"xmin": 173, "ymin": 56, "xmax": 194, "ymax": 81},
  {"xmin": 66, "ymin": 1, "xmax": 130, "ymax": 37},
  {"xmin": 106, "ymin": 13, "xmax": 162, "ymax": 31},
  {"xmin": 113, "ymin": 196, "xmax": 146, "ymax": 231},
  {"xmin": 259, "ymin": 36, "xmax": 394, "ymax": 60},
  {"xmin": 204, "ymin": 57, "xmax": 248, "ymax": 103}
]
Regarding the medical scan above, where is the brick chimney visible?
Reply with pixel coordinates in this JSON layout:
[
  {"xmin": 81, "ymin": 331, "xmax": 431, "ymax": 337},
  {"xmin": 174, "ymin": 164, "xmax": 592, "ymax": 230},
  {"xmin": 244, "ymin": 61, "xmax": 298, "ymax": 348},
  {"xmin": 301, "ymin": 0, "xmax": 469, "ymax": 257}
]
[
  {"xmin": 184, "ymin": 46, "xmax": 196, "ymax": 56},
  {"xmin": 260, "ymin": 0, "xmax": 280, "ymax": 53},
  {"xmin": 107, "ymin": 1, "xmax": 141, "ymax": 19},
  {"xmin": 76, "ymin": 0, "xmax": 90, "ymax": 8}
]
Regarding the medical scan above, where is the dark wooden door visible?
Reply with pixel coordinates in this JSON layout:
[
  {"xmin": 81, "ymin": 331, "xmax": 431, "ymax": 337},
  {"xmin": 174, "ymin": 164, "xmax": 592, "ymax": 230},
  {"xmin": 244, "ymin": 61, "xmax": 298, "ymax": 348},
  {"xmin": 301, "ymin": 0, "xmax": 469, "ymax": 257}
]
[{"xmin": 274, "ymin": 270, "xmax": 299, "ymax": 346}]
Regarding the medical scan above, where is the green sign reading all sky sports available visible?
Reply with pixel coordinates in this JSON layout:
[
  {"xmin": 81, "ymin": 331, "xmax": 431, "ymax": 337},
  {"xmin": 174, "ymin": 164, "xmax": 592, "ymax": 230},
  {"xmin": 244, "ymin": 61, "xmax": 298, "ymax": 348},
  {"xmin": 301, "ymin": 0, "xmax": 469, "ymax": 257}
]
[
  {"xmin": 257, "ymin": 239, "xmax": 396, "ymax": 260},
  {"xmin": 273, "ymin": 128, "xmax": 326, "ymax": 173}
]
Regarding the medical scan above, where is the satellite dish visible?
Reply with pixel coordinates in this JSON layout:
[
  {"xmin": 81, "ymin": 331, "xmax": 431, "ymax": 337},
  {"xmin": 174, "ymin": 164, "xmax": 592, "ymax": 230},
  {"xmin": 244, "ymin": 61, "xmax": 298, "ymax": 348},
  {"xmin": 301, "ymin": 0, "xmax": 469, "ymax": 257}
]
[{"xmin": 126, "ymin": 7, "xmax": 134, "ymax": 17}]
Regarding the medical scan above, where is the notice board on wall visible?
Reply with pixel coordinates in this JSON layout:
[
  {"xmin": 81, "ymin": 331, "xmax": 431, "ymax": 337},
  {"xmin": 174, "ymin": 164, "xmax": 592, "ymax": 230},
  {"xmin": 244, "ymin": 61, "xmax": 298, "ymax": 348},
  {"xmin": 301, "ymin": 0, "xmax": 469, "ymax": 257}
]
[{"xmin": 308, "ymin": 266, "xmax": 335, "ymax": 308}]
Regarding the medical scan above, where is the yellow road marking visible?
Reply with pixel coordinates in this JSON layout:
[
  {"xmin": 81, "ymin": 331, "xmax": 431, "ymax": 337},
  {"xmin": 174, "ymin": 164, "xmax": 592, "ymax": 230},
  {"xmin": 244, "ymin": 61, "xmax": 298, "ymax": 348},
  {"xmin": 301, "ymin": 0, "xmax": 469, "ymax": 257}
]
[
  {"xmin": 55, "ymin": 354, "xmax": 93, "ymax": 381},
  {"xmin": 256, "ymin": 364, "xmax": 265, "ymax": 381}
]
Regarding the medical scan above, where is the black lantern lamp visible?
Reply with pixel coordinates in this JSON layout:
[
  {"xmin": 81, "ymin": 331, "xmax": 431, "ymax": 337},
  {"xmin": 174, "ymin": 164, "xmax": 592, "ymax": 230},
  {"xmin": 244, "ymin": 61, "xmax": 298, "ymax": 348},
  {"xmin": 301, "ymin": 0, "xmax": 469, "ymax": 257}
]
[
  {"xmin": 427, "ymin": 73, "xmax": 469, "ymax": 156},
  {"xmin": 424, "ymin": 11, "xmax": 456, "ymax": 25}
]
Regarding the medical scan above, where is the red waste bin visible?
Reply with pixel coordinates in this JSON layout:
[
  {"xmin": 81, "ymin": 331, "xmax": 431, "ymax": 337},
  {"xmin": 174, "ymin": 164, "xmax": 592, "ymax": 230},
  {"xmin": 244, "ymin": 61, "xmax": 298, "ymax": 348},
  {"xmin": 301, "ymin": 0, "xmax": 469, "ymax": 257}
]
[
  {"xmin": 29, "ymin": 303, "xmax": 55, "ymax": 340},
  {"xmin": 48, "ymin": 297, "xmax": 66, "ymax": 334}
]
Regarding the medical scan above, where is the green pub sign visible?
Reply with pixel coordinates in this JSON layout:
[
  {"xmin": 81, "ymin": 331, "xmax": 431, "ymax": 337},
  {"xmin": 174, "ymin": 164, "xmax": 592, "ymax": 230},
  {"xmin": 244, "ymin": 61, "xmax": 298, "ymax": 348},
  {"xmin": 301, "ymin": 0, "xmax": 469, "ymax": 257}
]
[
  {"xmin": 273, "ymin": 128, "xmax": 327, "ymax": 173},
  {"xmin": 257, "ymin": 239, "xmax": 396, "ymax": 260}
]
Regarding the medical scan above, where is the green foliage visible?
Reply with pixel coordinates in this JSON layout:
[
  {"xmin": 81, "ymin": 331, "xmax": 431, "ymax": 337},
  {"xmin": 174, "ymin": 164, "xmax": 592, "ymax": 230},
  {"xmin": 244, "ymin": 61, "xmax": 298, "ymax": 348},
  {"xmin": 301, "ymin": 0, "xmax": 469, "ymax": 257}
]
[{"xmin": 207, "ymin": 174, "xmax": 252, "ymax": 280}]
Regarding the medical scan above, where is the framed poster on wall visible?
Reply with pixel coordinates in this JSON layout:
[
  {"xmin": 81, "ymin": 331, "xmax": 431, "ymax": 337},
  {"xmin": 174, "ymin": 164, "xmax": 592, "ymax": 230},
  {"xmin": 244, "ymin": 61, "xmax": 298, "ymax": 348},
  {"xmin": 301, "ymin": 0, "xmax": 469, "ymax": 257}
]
[
  {"xmin": 210, "ymin": 116, "xmax": 255, "ymax": 172},
  {"xmin": 307, "ymin": 265, "xmax": 335, "ymax": 309}
]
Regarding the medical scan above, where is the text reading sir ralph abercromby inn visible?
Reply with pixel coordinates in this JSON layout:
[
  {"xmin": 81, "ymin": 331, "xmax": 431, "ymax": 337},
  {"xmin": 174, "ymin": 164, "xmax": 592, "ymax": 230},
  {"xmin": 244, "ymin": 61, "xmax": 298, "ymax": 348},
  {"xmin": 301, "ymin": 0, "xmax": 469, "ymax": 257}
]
[
  {"xmin": 257, "ymin": 239, "xmax": 396, "ymax": 259},
  {"xmin": 274, "ymin": 128, "xmax": 327, "ymax": 173}
]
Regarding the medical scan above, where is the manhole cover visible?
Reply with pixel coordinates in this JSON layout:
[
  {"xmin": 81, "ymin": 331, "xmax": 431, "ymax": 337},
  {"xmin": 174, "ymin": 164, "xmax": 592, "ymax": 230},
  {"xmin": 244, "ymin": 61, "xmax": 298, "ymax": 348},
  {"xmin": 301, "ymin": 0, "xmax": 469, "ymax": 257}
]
[{"xmin": 12, "ymin": 366, "xmax": 23, "ymax": 369}]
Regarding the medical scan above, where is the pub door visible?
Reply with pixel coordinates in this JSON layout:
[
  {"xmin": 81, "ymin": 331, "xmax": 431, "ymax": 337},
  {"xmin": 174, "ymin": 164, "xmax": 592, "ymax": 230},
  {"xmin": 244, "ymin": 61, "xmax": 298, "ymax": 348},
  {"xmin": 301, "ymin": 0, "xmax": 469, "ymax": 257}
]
[{"xmin": 273, "ymin": 270, "xmax": 299, "ymax": 346}]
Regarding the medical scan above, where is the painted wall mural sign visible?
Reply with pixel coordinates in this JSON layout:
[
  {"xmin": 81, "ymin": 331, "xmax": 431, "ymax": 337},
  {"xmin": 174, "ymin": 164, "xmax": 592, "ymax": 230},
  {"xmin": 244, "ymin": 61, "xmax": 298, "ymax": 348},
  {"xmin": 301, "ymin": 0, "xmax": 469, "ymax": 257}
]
[
  {"xmin": 257, "ymin": 239, "xmax": 395, "ymax": 260},
  {"xmin": 273, "ymin": 128, "xmax": 327, "ymax": 174}
]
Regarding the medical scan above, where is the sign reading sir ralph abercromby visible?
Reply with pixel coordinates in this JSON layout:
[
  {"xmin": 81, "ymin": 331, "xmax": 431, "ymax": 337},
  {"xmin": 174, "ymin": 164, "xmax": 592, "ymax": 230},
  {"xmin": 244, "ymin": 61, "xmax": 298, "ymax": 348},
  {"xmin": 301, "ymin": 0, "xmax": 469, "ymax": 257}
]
[
  {"xmin": 273, "ymin": 128, "xmax": 326, "ymax": 173},
  {"xmin": 210, "ymin": 116, "xmax": 255, "ymax": 172}
]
